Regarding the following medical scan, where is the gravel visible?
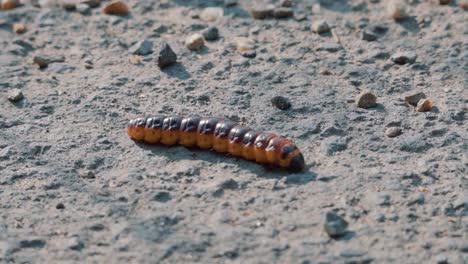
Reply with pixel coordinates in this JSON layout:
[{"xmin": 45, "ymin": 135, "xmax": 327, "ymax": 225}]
[
  {"xmin": 129, "ymin": 39, "xmax": 153, "ymax": 56},
  {"xmin": 156, "ymin": 42, "xmax": 177, "ymax": 68},
  {"xmin": 1, "ymin": 1, "xmax": 466, "ymax": 263},
  {"xmin": 202, "ymin": 26, "xmax": 219, "ymax": 41},
  {"xmin": 324, "ymin": 212, "xmax": 349, "ymax": 238},
  {"xmin": 391, "ymin": 51, "xmax": 417, "ymax": 65}
]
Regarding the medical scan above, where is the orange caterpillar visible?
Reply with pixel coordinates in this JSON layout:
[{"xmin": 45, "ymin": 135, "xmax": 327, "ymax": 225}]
[{"xmin": 127, "ymin": 116, "xmax": 305, "ymax": 172}]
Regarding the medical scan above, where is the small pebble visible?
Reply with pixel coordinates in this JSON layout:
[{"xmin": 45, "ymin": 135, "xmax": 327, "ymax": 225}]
[
  {"xmin": 250, "ymin": 4, "xmax": 274, "ymax": 19},
  {"xmin": 61, "ymin": 0, "xmax": 77, "ymax": 10},
  {"xmin": 102, "ymin": 1, "xmax": 129, "ymax": 15},
  {"xmin": 56, "ymin": 203, "xmax": 65, "ymax": 209},
  {"xmin": 200, "ymin": 7, "xmax": 224, "ymax": 22},
  {"xmin": 460, "ymin": 0, "xmax": 468, "ymax": 9},
  {"xmin": 128, "ymin": 55, "xmax": 141, "ymax": 65},
  {"xmin": 129, "ymin": 39, "xmax": 153, "ymax": 55},
  {"xmin": 235, "ymin": 37, "xmax": 255, "ymax": 52},
  {"xmin": 438, "ymin": 0, "xmax": 450, "ymax": 4},
  {"xmin": 202, "ymin": 26, "xmax": 219, "ymax": 41},
  {"xmin": 81, "ymin": 0, "xmax": 100, "ymax": 8},
  {"xmin": 312, "ymin": 20, "xmax": 330, "ymax": 33},
  {"xmin": 12, "ymin": 23, "xmax": 27, "ymax": 34},
  {"xmin": 157, "ymin": 43, "xmax": 177, "ymax": 68},
  {"xmin": 391, "ymin": 51, "xmax": 417, "ymax": 65},
  {"xmin": 361, "ymin": 30, "xmax": 377, "ymax": 41},
  {"xmin": 356, "ymin": 91, "xmax": 377, "ymax": 109},
  {"xmin": 76, "ymin": 3, "xmax": 90, "ymax": 14},
  {"xmin": 387, "ymin": 0, "xmax": 407, "ymax": 20},
  {"xmin": 33, "ymin": 54, "xmax": 65, "ymax": 68},
  {"xmin": 7, "ymin": 89, "xmax": 24, "ymax": 102},
  {"xmin": 324, "ymin": 212, "xmax": 349, "ymax": 238},
  {"xmin": 315, "ymin": 43, "xmax": 341, "ymax": 52},
  {"xmin": 241, "ymin": 50, "xmax": 256, "ymax": 58},
  {"xmin": 271, "ymin": 96, "xmax": 291, "ymax": 110},
  {"xmin": 272, "ymin": 7, "xmax": 294, "ymax": 18},
  {"xmin": 416, "ymin": 99, "xmax": 433, "ymax": 112},
  {"xmin": 405, "ymin": 92, "xmax": 426, "ymax": 106},
  {"xmin": 185, "ymin": 33, "xmax": 205, "ymax": 51},
  {"xmin": 1, "ymin": 0, "xmax": 19, "ymax": 10},
  {"xmin": 281, "ymin": 0, "xmax": 293, "ymax": 7},
  {"xmin": 385, "ymin": 127, "xmax": 402, "ymax": 137}
]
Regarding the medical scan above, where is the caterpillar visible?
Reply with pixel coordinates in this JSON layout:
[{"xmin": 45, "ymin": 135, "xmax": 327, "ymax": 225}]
[{"xmin": 127, "ymin": 116, "xmax": 305, "ymax": 172}]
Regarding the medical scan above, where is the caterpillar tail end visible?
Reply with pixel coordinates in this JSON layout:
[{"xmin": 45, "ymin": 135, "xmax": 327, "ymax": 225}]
[{"xmin": 288, "ymin": 153, "xmax": 305, "ymax": 173}]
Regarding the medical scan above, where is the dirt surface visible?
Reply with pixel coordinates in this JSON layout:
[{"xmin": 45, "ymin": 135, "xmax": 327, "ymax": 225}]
[{"xmin": 1, "ymin": 0, "xmax": 467, "ymax": 263}]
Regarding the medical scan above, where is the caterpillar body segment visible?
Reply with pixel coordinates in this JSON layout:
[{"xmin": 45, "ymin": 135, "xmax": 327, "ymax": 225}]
[{"xmin": 127, "ymin": 116, "xmax": 305, "ymax": 172}]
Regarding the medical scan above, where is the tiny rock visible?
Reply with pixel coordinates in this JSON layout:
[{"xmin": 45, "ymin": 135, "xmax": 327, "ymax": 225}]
[
  {"xmin": 1, "ymin": 0, "xmax": 19, "ymax": 10},
  {"xmin": 7, "ymin": 89, "xmax": 24, "ymax": 102},
  {"xmin": 200, "ymin": 7, "xmax": 223, "ymax": 22},
  {"xmin": 405, "ymin": 92, "xmax": 426, "ymax": 106},
  {"xmin": 387, "ymin": 0, "xmax": 407, "ymax": 20},
  {"xmin": 324, "ymin": 212, "xmax": 349, "ymax": 238},
  {"xmin": 391, "ymin": 51, "xmax": 417, "ymax": 65},
  {"xmin": 438, "ymin": 0, "xmax": 450, "ymax": 4},
  {"xmin": 250, "ymin": 4, "xmax": 274, "ymax": 19},
  {"xmin": 185, "ymin": 33, "xmax": 205, "ymax": 51},
  {"xmin": 129, "ymin": 40, "xmax": 153, "ymax": 56},
  {"xmin": 312, "ymin": 20, "xmax": 330, "ymax": 33},
  {"xmin": 385, "ymin": 127, "xmax": 402, "ymax": 138},
  {"xmin": 235, "ymin": 37, "xmax": 255, "ymax": 52},
  {"xmin": 202, "ymin": 26, "xmax": 219, "ymax": 41},
  {"xmin": 416, "ymin": 99, "xmax": 433, "ymax": 112},
  {"xmin": 157, "ymin": 43, "xmax": 177, "ymax": 68},
  {"xmin": 459, "ymin": 0, "xmax": 468, "ymax": 9},
  {"xmin": 361, "ymin": 30, "xmax": 377, "ymax": 41},
  {"xmin": 356, "ymin": 91, "xmax": 377, "ymax": 109},
  {"xmin": 61, "ymin": 0, "xmax": 77, "ymax": 10},
  {"xmin": 13, "ymin": 23, "xmax": 27, "ymax": 34},
  {"xmin": 272, "ymin": 7, "xmax": 294, "ymax": 18},
  {"xmin": 128, "ymin": 55, "xmax": 141, "ymax": 65},
  {"xmin": 33, "ymin": 54, "xmax": 65, "ymax": 68},
  {"xmin": 315, "ymin": 42, "xmax": 341, "ymax": 52},
  {"xmin": 81, "ymin": 0, "xmax": 101, "ymax": 8},
  {"xmin": 281, "ymin": 0, "xmax": 293, "ymax": 7},
  {"xmin": 76, "ymin": 3, "xmax": 90, "ymax": 14},
  {"xmin": 271, "ymin": 96, "xmax": 291, "ymax": 110},
  {"xmin": 102, "ymin": 1, "xmax": 129, "ymax": 15}
]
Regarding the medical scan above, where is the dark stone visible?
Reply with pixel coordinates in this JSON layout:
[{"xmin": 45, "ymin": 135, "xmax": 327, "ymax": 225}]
[
  {"xmin": 361, "ymin": 30, "xmax": 378, "ymax": 41},
  {"xmin": 391, "ymin": 51, "xmax": 417, "ymax": 65},
  {"xmin": 324, "ymin": 212, "xmax": 348, "ymax": 238},
  {"xmin": 157, "ymin": 43, "xmax": 177, "ymax": 68},
  {"xmin": 202, "ymin": 26, "xmax": 219, "ymax": 41},
  {"xmin": 271, "ymin": 96, "xmax": 291, "ymax": 110}
]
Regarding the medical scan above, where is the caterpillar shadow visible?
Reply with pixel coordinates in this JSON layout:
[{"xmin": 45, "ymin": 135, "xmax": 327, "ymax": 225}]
[{"xmin": 133, "ymin": 141, "xmax": 316, "ymax": 185}]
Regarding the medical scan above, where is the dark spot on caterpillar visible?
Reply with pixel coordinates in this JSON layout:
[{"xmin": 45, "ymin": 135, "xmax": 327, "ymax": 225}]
[
  {"xmin": 146, "ymin": 116, "xmax": 163, "ymax": 129},
  {"xmin": 254, "ymin": 133, "xmax": 276, "ymax": 149},
  {"xmin": 280, "ymin": 144, "xmax": 297, "ymax": 159},
  {"xmin": 135, "ymin": 118, "xmax": 146, "ymax": 127},
  {"xmin": 198, "ymin": 117, "xmax": 221, "ymax": 135},
  {"xmin": 214, "ymin": 120, "xmax": 236, "ymax": 139},
  {"xmin": 180, "ymin": 116, "xmax": 201, "ymax": 133},
  {"xmin": 127, "ymin": 116, "xmax": 305, "ymax": 172},
  {"xmin": 162, "ymin": 116, "xmax": 182, "ymax": 131},
  {"xmin": 242, "ymin": 130, "xmax": 259, "ymax": 146},
  {"xmin": 228, "ymin": 126, "xmax": 249, "ymax": 143}
]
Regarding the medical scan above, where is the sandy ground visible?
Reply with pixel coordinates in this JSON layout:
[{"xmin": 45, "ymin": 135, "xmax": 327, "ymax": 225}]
[{"xmin": 1, "ymin": 0, "xmax": 467, "ymax": 263}]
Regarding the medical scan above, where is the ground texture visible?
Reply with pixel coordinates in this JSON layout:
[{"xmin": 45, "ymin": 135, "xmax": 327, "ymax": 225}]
[{"xmin": 0, "ymin": 0, "xmax": 467, "ymax": 263}]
